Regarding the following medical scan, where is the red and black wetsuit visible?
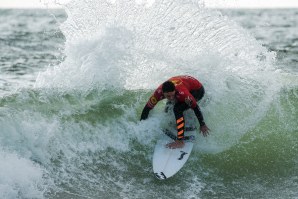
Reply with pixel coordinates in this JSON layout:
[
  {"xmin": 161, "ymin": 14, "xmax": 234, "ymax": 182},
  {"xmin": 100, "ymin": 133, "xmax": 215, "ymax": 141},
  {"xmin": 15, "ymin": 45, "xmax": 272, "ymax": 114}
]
[{"xmin": 140, "ymin": 75, "xmax": 206, "ymax": 140}]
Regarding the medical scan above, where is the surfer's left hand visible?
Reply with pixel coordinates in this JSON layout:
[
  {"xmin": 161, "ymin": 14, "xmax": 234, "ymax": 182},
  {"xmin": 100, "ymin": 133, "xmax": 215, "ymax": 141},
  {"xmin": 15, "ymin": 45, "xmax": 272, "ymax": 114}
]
[
  {"xmin": 200, "ymin": 125, "xmax": 210, "ymax": 137},
  {"xmin": 166, "ymin": 140, "xmax": 185, "ymax": 149}
]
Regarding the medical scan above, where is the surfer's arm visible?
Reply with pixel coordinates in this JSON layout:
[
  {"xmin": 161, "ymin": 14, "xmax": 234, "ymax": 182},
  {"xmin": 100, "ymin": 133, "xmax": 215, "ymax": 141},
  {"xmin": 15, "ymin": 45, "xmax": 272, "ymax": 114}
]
[
  {"xmin": 193, "ymin": 105, "xmax": 205, "ymax": 126},
  {"xmin": 193, "ymin": 105, "xmax": 210, "ymax": 136},
  {"xmin": 140, "ymin": 88, "xmax": 164, "ymax": 120},
  {"xmin": 140, "ymin": 105, "xmax": 152, "ymax": 120}
]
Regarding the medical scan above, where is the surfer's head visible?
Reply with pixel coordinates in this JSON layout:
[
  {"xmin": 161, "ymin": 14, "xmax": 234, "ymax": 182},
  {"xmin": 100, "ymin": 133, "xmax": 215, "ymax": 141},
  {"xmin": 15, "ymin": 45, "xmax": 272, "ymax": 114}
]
[{"xmin": 162, "ymin": 81, "xmax": 175, "ymax": 101}]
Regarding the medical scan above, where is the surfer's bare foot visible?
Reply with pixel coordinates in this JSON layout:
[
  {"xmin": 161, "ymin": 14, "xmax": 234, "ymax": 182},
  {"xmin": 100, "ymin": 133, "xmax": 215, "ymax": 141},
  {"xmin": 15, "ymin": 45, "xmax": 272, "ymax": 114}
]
[{"xmin": 166, "ymin": 140, "xmax": 185, "ymax": 149}]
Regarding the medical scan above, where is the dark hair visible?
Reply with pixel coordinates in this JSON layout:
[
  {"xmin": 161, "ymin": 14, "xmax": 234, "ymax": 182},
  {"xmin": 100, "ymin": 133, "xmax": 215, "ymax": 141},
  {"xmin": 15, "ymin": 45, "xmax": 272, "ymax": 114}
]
[{"xmin": 162, "ymin": 81, "xmax": 175, "ymax": 93}]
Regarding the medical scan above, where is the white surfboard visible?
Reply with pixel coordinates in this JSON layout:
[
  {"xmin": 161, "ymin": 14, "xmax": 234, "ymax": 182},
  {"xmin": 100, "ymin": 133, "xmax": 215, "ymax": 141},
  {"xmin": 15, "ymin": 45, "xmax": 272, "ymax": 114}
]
[{"xmin": 153, "ymin": 127, "xmax": 196, "ymax": 180}]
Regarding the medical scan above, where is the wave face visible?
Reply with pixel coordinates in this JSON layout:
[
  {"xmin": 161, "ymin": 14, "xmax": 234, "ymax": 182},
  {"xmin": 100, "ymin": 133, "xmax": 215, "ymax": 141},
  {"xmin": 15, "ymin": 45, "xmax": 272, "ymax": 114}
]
[{"xmin": 0, "ymin": 1, "xmax": 297, "ymax": 198}]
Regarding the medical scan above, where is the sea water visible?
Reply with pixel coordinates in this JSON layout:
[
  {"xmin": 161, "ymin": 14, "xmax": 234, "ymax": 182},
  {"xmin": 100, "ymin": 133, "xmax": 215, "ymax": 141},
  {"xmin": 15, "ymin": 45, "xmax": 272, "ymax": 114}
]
[{"xmin": 0, "ymin": 1, "xmax": 297, "ymax": 198}]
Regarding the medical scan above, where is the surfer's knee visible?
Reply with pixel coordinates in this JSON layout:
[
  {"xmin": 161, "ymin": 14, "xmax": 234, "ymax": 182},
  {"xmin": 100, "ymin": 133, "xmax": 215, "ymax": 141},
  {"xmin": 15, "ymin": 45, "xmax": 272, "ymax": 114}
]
[{"xmin": 190, "ymin": 86, "xmax": 205, "ymax": 101}]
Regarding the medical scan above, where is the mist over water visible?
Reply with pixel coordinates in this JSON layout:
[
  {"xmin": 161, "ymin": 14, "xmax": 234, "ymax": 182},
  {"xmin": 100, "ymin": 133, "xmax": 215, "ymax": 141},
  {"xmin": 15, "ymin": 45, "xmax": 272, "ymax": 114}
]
[{"xmin": 0, "ymin": 1, "xmax": 297, "ymax": 198}]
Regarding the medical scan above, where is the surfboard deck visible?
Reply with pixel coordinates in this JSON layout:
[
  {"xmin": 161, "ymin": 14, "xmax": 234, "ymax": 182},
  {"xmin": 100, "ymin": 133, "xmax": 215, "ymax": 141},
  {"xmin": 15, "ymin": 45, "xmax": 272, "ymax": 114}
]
[{"xmin": 152, "ymin": 128, "xmax": 196, "ymax": 180}]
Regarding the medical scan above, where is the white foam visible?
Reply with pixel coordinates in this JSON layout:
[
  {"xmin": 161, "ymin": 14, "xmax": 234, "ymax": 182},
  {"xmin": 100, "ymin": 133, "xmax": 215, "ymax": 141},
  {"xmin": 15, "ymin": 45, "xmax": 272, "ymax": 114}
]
[
  {"xmin": 34, "ymin": 0, "xmax": 283, "ymax": 154},
  {"xmin": 36, "ymin": 0, "xmax": 276, "ymax": 92},
  {"xmin": 0, "ymin": 150, "xmax": 47, "ymax": 199}
]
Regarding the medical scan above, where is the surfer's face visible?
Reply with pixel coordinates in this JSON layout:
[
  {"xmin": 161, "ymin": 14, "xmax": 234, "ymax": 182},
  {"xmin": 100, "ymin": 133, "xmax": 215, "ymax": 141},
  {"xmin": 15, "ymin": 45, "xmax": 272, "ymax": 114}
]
[{"xmin": 164, "ymin": 91, "xmax": 175, "ymax": 101}]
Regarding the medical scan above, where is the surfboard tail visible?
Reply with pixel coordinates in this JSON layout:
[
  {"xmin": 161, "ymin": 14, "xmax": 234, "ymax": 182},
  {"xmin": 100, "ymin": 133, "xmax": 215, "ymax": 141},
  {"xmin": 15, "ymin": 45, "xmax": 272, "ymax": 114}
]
[{"xmin": 154, "ymin": 172, "xmax": 167, "ymax": 180}]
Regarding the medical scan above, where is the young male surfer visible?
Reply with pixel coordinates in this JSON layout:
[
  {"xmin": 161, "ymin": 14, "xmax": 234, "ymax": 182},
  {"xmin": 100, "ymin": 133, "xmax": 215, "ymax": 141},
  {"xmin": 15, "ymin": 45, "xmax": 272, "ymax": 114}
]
[{"xmin": 140, "ymin": 75, "xmax": 210, "ymax": 149}]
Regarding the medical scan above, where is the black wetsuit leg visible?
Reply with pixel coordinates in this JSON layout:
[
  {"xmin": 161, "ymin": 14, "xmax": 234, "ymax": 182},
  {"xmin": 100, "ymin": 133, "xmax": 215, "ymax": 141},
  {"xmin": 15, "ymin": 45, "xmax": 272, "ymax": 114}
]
[
  {"xmin": 173, "ymin": 86, "xmax": 205, "ymax": 139},
  {"xmin": 173, "ymin": 102, "xmax": 189, "ymax": 139}
]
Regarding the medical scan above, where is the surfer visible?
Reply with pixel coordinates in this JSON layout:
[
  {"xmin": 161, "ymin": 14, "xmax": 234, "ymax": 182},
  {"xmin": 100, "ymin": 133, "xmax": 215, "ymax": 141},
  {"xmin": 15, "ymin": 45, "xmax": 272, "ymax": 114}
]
[{"xmin": 140, "ymin": 75, "xmax": 210, "ymax": 149}]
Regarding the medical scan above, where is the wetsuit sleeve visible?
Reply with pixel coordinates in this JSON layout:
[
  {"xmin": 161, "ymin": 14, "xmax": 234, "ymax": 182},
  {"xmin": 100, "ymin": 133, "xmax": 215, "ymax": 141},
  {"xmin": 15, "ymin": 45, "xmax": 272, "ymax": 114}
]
[
  {"xmin": 140, "ymin": 87, "xmax": 163, "ymax": 120},
  {"xmin": 193, "ymin": 105, "xmax": 206, "ymax": 126},
  {"xmin": 140, "ymin": 105, "xmax": 152, "ymax": 120}
]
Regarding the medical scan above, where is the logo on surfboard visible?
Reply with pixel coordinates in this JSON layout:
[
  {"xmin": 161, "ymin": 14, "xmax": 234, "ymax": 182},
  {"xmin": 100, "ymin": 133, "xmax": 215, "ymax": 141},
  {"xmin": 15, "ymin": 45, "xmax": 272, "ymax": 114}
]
[
  {"xmin": 178, "ymin": 151, "xmax": 188, "ymax": 160},
  {"xmin": 155, "ymin": 172, "xmax": 167, "ymax": 179}
]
